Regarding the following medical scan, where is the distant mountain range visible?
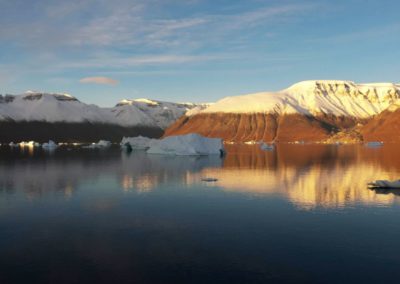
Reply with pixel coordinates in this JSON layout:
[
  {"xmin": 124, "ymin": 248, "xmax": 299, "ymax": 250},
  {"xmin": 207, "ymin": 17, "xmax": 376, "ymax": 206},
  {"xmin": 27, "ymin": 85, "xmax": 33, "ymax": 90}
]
[
  {"xmin": 0, "ymin": 92, "xmax": 207, "ymax": 142},
  {"xmin": 165, "ymin": 80, "xmax": 400, "ymax": 143},
  {"xmin": 1, "ymin": 80, "xmax": 400, "ymax": 143}
]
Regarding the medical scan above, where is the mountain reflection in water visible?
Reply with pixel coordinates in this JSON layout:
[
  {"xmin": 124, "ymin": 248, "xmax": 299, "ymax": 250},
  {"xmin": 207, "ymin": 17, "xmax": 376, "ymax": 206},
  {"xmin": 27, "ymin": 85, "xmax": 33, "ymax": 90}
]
[{"xmin": 1, "ymin": 144, "xmax": 399, "ymax": 210}]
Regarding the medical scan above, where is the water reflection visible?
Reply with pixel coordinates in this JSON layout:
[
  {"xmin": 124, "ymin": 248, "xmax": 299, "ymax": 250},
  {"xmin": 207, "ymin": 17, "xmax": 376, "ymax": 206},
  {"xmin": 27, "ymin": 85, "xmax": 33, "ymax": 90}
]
[
  {"xmin": 1, "ymin": 145, "xmax": 400, "ymax": 209},
  {"xmin": 201, "ymin": 145, "xmax": 400, "ymax": 209}
]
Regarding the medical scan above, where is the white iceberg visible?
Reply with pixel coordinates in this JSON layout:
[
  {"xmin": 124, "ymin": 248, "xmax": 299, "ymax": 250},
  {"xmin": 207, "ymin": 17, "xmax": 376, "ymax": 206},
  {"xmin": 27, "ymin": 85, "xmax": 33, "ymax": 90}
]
[
  {"xmin": 260, "ymin": 142, "xmax": 274, "ymax": 151},
  {"xmin": 42, "ymin": 140, "xmax": 58, "ymax": 149},
  {"xmin": 147, "ymin": 134, "xmax": 224, "ymax": 156},
  {"xmin": 19, "ymin": 141, "xmax": 40, "ymax": 147},
  {"xmin": 84, "ymin": 140, "xmax": 112, "ymax": 149},
  {"xmin": 368, "ymin": 179, "xmax": 400, "ymax": 189},
  {"xmin": 365, "ymin": 141, "xmax": 383, "ymax": 148},
  {"xmin": 120, "ymin": 136, "xmax": 152, "ymax": 150}
]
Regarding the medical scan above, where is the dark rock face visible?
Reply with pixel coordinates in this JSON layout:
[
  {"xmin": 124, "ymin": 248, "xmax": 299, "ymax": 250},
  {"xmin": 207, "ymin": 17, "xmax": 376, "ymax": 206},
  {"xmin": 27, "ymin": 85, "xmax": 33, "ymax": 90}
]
[
  {"xmin": 164, "ymin": 113, "xmax": 361, "ymax": 142},
  {"xmin": 0, "ymin": 122, "xmax": 163, "ymax": 143},
  {"xmin": 361, "ymin": 109, "xmax": 400, "ymax": 142}
]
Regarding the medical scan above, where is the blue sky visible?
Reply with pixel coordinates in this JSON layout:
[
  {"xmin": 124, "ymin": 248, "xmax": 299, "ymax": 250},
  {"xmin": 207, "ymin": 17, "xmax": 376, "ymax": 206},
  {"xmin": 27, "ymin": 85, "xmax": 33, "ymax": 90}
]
[{"xmin": 1, "ymin": 0, "xmax": 399, "ymax": 106}]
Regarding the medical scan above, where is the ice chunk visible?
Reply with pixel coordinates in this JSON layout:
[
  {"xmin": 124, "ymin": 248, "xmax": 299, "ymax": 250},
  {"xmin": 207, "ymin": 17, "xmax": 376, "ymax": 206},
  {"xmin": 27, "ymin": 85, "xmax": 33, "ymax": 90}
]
[
  {"xmin": 147, "ymin": 134, "xmax": 224, "ymax": 156},
  {"xmin": 368, "ymin": 179, "xmax": 400, "ymax": 188},
  {"xmin": 84, "ymin": 140, "xmax": 112, "ymax": 149},
  {"xmin": 42, "ymin": 140, "xmax": 58, "ymax": 149},
  {"xmin": 365, "ymin": 141, "xmax": 383, "ymax": 148},
  {"xmin": 120, "ymin": 136, "xmax": 152, "ymax": 150},
  {"xmin": 18, "ymin": 141, "xmax": 40, "ymax": 147},
  {"xmin": 260, "ymin": 142, "xmax": 274, "ymax": 151}
]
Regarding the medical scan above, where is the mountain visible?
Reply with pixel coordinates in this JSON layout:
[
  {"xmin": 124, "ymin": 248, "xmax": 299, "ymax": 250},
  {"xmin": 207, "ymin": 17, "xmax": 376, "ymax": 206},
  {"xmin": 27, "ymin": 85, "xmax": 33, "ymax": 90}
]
[
  {"xmin": 165, "ymin": 80, "xmax": 400, "ymax": 142},
  {"xmin": 0, "ymin": 92, "xmax": 204, "ymax": 142},
  {"xmin": 111, "ymin": 98, "xmax": 207, "ymax": 129},
  {"xmin": 361, "ymin": 100, "xmax": 400, "ymax": 142}
]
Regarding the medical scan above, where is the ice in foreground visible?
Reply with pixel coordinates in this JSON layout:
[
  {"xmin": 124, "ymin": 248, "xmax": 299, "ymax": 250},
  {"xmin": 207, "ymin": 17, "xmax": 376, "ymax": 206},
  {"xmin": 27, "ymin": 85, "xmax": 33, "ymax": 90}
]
[
  {"xmin": 120, "ymin": 136, "xmax": 152, "ymax": 150},
  {"xmin": 368, "ymin": 180, "xmax": 400, "ymax": 189},
  {"xmin": 42, "ymin": 140, "xmax": 58, "ymax": 149},
  {"xmin": 84, "ymin": 140, "xmax": 112, "ymax": 149},
  {"xmin": 147, "ymin": 134, "xmax": 224, "ymax": 156},
  {"xmin": 365, "ymin": 142, "xmax": 383, "ymax": 148},
  {"xmin": 260, "ymin": 142, "xmax": 274, "ymax": 151}
]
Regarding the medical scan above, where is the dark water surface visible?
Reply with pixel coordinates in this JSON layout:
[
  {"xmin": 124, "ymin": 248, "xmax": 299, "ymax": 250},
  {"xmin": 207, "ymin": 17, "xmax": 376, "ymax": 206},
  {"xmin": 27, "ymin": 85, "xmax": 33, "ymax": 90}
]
[{"xmin": 1, "ymin": 144, "xmax": 400, "ymax": 283}]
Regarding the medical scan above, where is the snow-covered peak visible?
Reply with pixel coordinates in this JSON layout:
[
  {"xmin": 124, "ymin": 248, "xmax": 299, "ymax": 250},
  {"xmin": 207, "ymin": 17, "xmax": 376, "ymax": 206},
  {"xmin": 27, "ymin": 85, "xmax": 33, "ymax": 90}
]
[
  {"xmin": 0, "ymin": 92, "xmax": 111, "ymax": 123},
  {"xmin": 112, "ymin": 98, "xmax": 202, "ymax": 129},
  {"xmin": 21, "ymin": 92, "xmax": 79, "ymax": 102},
  {"xmin": 0, "ymin": 91, "xmax": 204, "ymax": 129},
  {"xmin": 200, "ymin": 80, "xmax": 400, "ymax": 118}
]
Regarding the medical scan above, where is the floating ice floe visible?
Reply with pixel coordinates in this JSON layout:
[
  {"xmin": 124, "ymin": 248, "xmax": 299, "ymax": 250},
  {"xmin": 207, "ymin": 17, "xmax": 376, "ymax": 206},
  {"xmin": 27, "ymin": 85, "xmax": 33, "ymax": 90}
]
[
  {"xmin": 120, "ymin": 136, "xmax": 152, "ymax": 150},
  {"xmin": 42, "ymin": 140, "xmax": 58, "ymax": 149},
  {"xmin": 365, "ymin": 141, "xmax": 383, "ymax": 148},
  {"xmin": 147, "ymin": 133, "xmax": 224, "ymax": 156},
  {"xmin": 18, "ymin": 141, "xmax": 41, "ymax": 147},
  {"xmin": 84, "ymin": 140, "xmax": 112, "ymax": 149},
  {"xmin": 368, "ymin": 180, "xmax": 400, "ymax": 189},
  {"xmin": 260, "ymin": 142, "xmax": 274, "ymax": 151}
]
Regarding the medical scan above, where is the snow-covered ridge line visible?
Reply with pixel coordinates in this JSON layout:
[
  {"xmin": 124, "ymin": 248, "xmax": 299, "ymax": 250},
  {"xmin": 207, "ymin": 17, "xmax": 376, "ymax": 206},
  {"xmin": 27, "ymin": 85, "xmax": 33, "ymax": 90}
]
[
  {"xmin": 200, "ymin": 80, "xmax": 400, "ymax": 118},
  {"xmin": 0, "ymin": 92, "xmax": 204, "ymax": 129}
]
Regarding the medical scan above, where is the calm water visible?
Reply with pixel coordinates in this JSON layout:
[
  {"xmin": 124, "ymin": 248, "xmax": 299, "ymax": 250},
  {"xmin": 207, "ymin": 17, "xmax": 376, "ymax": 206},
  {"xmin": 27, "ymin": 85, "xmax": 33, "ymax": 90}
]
[{"xmin": 1, "ymin": 144, "xmax": 400, "ymax": 283}]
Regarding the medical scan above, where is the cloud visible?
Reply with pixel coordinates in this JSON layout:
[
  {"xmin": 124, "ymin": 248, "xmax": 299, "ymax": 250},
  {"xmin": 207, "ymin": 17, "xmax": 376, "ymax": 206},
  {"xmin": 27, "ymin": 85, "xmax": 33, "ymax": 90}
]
[
  {"xmin": 0, "ymin": 1, "xmax": 318, "ymax": 49},
  {"xmin": 60, "ymin": 54, "xmax": 228, "ymax": 69},
  {"xmin": 79, "ymin": 76, "xmax": 119, "ymax": 85}
]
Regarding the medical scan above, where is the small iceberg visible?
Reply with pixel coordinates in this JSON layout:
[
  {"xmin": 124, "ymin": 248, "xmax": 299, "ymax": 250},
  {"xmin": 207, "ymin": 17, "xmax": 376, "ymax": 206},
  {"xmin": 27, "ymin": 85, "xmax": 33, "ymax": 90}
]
[
  {"xmin": 120, "ymin": 136, "xmax": 152, "ymax": 150},
  {"xmin": 84, "ymin": 140, "xmax": 112, "ymax": 149},
  {"xmin": 19, "ymin": 141, "xmax": 40, "ymax": 147},
  {"xmin": 365, "ymin": 141, "xmax": 383, "ymax": 148},
  {"xmin": 260, "ymin": 142, "xmax": 274, "ymax": 151},
  {"xmin": 42, "ymin": 140, "xmax": 58, "ymax": 149},
  {"xmin": 368, "ymin": 180, "xmax": 400, "ymax": 189},
  {"xmin": 147, "ymin": 133, "xmax": 224, "ymax": 156}
]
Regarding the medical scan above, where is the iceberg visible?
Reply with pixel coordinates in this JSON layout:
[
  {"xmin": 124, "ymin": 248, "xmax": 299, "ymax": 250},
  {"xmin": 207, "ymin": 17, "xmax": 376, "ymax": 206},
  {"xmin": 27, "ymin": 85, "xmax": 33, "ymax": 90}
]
[
  {"xmin": 42, "ymin": 140, "xmax": 58, "ymax": 149},
  {"xmin": 365, "ymin": 141, "xmax": 383, "ymax": 148},
  {"xmin": 84, "ymin": 140, "xmax": 112, "ymax": 149},
  {"xmin": 120, "ymin": 136, "xmax": 152, "ymax": 150},
  {"xmin": 18, "ymin": 141, "xmax": 40, "ymax": 147},
  {"xmin": 147, "ymin": 134, "xmax": 224, "ymax": 156},
  {"xmin": 368, "ymin": 180, "xmax": 400, "ymax": 189},
  {"xmin": 260, "ymin": 142, "xmax": 274, "ymax": 151}
]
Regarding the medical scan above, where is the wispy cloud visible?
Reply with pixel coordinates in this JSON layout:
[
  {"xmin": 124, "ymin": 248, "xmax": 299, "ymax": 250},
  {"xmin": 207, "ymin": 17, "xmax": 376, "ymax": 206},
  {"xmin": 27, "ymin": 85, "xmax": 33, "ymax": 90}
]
[
  {"xmin": 0, "ymin": 1, "xmax": 318, "ymax": 49},
  {"xmin": 79, "ymin": 76, "xmax": 119, "ymax": 85},
  {"xmin": 60, "ymin": 54, "xmax": 228, "ymax": 69}
]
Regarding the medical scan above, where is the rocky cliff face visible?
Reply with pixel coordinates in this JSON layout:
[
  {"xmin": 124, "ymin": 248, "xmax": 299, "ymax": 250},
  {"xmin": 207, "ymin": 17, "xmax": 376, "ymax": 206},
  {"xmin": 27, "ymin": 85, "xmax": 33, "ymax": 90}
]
[{"xmin": 165, "ymin": 81, "xmax": 400, "ymax": 143}]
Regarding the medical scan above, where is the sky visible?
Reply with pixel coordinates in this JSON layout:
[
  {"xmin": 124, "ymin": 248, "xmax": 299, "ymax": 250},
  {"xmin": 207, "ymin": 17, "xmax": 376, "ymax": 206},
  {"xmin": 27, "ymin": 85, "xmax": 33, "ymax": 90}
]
[{"xmin": 0, "ymin": 0, "xmax": 400, "ymax": 106}]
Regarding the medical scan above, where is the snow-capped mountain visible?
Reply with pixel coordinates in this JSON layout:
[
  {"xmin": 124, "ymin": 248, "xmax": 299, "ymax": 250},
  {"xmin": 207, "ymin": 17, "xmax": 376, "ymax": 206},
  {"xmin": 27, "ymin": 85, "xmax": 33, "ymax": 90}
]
[
  {"xmin": 0, "ymin": 92, "xmax": 204, "ymax": 142},
  {"xmin": 165, "ymin": 80, "xmax": 400, "ymax": 143},
  {"xmin": 0, "ymin": 92, "xmax": 114, "ymax": 123},
  {"xmin": 111, "ymin": 98, "xmax": 208, "ymax": 129},
  {"xmin": 201, "ymin": 80, "xmax": 400, "ymax": 117},
  {"xmin": 0, "ymin": 92, "xmax": 203, "ymax": 129}
]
